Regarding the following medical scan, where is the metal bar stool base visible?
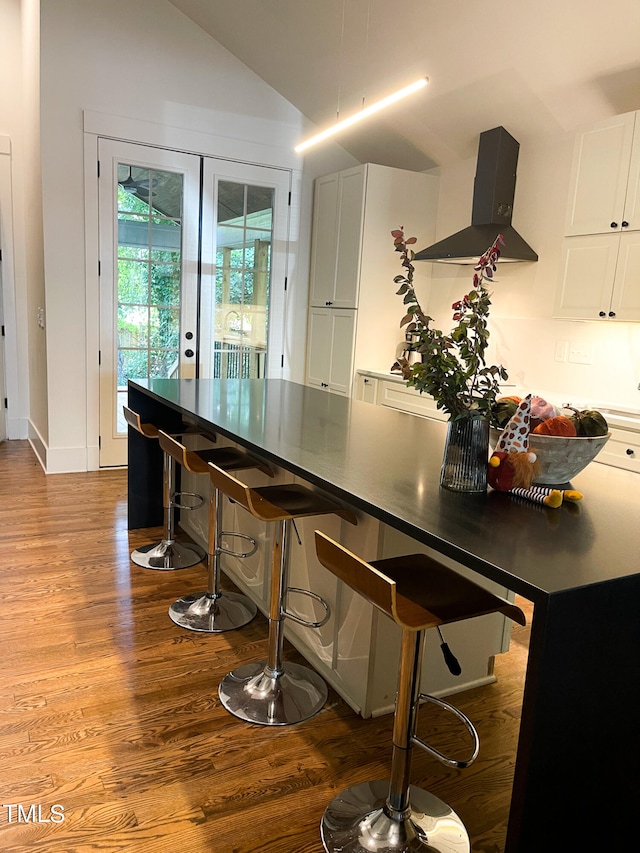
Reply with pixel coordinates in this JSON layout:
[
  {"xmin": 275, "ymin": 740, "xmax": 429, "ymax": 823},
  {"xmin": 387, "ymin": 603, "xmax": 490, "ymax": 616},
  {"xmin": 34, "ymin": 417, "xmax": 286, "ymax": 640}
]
[
  {"xmin": 218, "ymin": 660, "xmax": 328, "ymax": 726},
  {"xmin": 320, "ymin": 779, "xmax": 470, "ymax": 853},
  {"xmin": 168, "ymin": 591, "xmax": 257, "ymax": 633},
  {"xmin": 131, "ymin": 540, "xmax": 205, "ymax": 570}
]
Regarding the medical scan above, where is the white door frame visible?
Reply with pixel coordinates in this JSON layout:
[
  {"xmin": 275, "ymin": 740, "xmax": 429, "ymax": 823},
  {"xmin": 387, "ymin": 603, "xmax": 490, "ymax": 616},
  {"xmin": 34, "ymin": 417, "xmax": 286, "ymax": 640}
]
[{"xmin": 84, "ymin": 113, "xmax": 297, "ymax": 470}]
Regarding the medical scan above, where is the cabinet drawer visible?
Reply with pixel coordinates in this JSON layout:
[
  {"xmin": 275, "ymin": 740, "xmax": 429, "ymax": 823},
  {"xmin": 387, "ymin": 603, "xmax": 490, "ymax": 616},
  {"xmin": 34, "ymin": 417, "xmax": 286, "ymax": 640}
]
[
  {"xmin": 594, "ymin": 430, "xmax": 640, "ymax": 473},
  {"xmin": 379, "ymin": 381, "xmax": 446, "ymax": 421}
]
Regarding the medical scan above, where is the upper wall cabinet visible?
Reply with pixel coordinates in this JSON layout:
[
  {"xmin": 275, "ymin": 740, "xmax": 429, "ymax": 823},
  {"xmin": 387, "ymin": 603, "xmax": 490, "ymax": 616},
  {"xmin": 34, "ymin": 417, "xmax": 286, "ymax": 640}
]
[
  {"xmin": 557, "ymin": 111, "xmax": 640, "ymax": 322},
  {"xmin": 565, "ymin": 111, "xmax": 640, "ymax": 237},
  {"xmin": 555, "ymin": 232, "xmax": 640, "ymax": 322}
]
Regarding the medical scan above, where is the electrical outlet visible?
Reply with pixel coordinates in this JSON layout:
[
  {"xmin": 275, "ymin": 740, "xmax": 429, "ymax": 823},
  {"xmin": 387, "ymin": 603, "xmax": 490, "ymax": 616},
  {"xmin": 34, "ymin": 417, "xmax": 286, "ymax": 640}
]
[
  {"xmin": 555, "ymin": 340, "xmax": 569, "ymax": 362},
  {"xmin": 568, "ymin": 343, "xmax": 593, "ymax": 365}
]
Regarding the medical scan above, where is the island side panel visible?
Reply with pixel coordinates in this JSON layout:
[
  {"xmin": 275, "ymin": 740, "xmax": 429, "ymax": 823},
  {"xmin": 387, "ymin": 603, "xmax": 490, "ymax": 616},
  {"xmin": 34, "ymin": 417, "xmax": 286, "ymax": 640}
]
[
  {"xmin": 506, "ymin": 574, "xmax": 640, "ymax": 852},
  {"xmin": 127, "ymin": 382, "xmax": 186, "ymax": 529}
]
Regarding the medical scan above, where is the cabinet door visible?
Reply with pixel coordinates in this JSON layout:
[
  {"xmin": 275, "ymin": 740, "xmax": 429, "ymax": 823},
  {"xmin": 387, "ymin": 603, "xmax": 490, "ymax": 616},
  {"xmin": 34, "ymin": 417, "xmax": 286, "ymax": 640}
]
[
  {"xmin": 306, "ymin": 308, "xmax": 355, "ymax": 395},
  {"xmin": 611, "ymin": 231, "xmax": 640, "ymax": 321},
  {"xmin": 333, "ymin": 166, "xmax": 366, "ymax": 308},
  {"xmin": 565, "ymin": 112, "xmax": 635, "ymax": 236},
  {"xmin": 623, "ymin": 120, "xmax": 640, "ymax": 229},
  {"xmin": 554, "ymin": 235, "xmax": 619, "ymax": 319},
  {"xmin": 328, "ymin": 310, "xmax": 356, "ymax": 394},
  {"xmin": 309, "ymin": 174, "xmax": 339, "ymax": 307},
  {"xmin": 355, "ymin": 373, "xmax": 379, "ymax": 403},
  {"xmin": 306, "ymin": 308, "xmax": 334, "ymax": 389}
]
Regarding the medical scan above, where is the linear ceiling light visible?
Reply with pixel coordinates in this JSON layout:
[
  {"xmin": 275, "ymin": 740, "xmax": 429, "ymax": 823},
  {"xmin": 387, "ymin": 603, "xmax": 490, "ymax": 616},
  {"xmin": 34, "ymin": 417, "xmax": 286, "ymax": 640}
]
[{"xmin": 294, "ymin": 77, "xmax": 429, "ymax": 153}]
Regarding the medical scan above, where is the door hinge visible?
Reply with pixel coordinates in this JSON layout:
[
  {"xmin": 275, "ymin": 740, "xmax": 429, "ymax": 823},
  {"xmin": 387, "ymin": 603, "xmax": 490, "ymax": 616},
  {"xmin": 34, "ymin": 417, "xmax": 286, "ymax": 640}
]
[
  {"xmin": 98, "ymin": 435, "xmax": 101, "ymax": 450},
  {"xmin": 98, "ymin": 350, "xmax": 101, "ymax": 366},
  {"xmin": 1, "ymin": 325, "xmax": 4, "ymax": 336},
  {"xmin": 284, "ymin": 276, "xmax": 288, "ymax": 291},
  {"xmin": 288, "ymin": 191, "xmax": 291, "ymax": 206},
  {"xmin": 98, "ymin": 260, "xmax": 101, "ymax": 277},
  {"xmin": 281, "ymin": 354, "xmax": 284, "ymax": 368},
  {"xmin": 4, "ymin": 398, "xmax": 7, "ymax": 409},
  {"xmin": 97, "ymin": 160, "xmax": 100, "ymax": 178}
]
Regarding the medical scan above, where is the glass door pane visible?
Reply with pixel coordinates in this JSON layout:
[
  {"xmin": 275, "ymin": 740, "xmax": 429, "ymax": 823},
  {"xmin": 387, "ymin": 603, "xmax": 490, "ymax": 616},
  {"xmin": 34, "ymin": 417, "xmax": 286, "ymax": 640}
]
[
  {"xmin": 212, "ymin": 180, "xmax": 273, "ymax": 379},
  {"xmin": 200, "ymin": 160, "xmax": 290, "ymax": 381},
  {"xmin": 116, "ymin": 164, "xmax": 184, "ymax": 425}
]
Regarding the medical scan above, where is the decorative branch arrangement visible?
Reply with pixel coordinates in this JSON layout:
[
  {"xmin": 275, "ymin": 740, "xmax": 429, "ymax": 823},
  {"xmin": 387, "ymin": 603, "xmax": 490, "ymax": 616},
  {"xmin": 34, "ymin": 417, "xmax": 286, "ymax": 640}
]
[{"xmin": 391, "ymin": 228, "xmax": 508, "ymax": 423}]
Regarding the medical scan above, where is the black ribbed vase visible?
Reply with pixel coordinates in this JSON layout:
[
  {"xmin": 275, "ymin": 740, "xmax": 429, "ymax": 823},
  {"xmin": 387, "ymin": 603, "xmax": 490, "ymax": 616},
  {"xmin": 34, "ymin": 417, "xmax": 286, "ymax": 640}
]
[{"xmin": 440, "ymin": 416, "xmax": 489, "ymax": 493}]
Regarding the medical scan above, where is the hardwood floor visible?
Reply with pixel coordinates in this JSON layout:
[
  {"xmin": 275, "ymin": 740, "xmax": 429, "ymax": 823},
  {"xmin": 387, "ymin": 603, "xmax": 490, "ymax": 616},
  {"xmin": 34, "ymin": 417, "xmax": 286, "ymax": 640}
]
[{"xmin": 0, "ymin": 440, "xmax": 531, "ymax": 852}]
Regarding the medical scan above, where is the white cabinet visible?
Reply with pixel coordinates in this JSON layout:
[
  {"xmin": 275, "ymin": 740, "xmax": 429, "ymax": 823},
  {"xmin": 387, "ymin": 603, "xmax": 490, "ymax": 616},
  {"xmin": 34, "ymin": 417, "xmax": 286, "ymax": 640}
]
[
  {"xmin": 555, "ymin": 231, "xmax": 640, "ymax": 321},
  {"xmin": 557, "ymin": 111, "xmax": 640, "ymax": 322},
  {"xmin": 565, "ymin": 111, "xmax": 640, "ymax": 236},
  {"xmin": 309, "ymin": 167, "xmax": 365, "ymax": 309},
  {"xmin": 355, "ymin": 372, "xmax": 379, "ymax": 404},
  {"xmin": 306, "ymin": 307, "xmax": 356, "ymax": 395},
  {"xmin": 306, "ymin": 163, "xmax": 438, "ymax": 396}
]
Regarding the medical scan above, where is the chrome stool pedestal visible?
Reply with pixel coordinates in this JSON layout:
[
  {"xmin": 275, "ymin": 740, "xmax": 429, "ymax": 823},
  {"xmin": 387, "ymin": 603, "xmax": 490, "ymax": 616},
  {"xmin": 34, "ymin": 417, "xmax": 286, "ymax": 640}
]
[
  {"xmin": 209, "ymin": 467, "xmax": 357, "ymax": 726},
  {"xmin": 314, "ymin": 532, "xmax": 526, "ymax": 853},
  {"xmin": 159, "ymin": 433, "xmax": 271, "ymax": 633},
  {"xmin": 124, "ymin": 406, "xmax": 205, "ymax": 571}
]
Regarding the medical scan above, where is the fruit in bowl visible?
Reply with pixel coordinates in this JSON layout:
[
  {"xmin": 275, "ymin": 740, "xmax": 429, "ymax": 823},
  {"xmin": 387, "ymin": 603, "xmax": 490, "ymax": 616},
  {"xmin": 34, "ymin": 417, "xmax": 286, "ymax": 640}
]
[{"xmin": 490, "ymin": 398, "xmax": 611, "ymax": 485}]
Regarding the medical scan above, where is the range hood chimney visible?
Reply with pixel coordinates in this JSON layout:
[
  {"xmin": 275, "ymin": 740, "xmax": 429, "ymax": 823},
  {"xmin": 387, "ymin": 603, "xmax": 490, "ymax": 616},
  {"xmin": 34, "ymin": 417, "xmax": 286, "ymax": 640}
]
[{"xmin": 414, "ymin": 126, "xmax": 538, "ymax": 264}]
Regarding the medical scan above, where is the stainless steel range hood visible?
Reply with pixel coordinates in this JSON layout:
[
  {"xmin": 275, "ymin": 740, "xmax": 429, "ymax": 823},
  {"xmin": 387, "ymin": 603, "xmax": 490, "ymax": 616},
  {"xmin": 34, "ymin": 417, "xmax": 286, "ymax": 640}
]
[{"xmin": 415, "ymin": 126, "xmax": 538, "ymax": 264}]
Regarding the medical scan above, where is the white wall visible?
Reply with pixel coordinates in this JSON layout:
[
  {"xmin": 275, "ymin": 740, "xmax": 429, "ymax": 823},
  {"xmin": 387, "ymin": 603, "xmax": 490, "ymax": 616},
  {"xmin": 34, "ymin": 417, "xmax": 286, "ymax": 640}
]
[
  {"xmin": 418, "ymin": 130, "xmax": 640, "ymax": 412},
  {"xmin": 38, "ymin": 0, "xmax": 355, "ymax": 472}
]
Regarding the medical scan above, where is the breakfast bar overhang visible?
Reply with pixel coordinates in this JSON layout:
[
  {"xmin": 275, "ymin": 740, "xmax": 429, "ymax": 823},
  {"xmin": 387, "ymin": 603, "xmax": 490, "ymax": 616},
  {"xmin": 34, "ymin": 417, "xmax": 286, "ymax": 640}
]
[{"xmin": 127, "ymin": 377, "xmax": 640, "ymax": 853}]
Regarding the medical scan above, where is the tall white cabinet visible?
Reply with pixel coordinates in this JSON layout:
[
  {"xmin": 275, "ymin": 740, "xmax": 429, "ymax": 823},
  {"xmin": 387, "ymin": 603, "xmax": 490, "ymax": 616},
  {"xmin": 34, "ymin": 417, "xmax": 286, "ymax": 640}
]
[
  {"xmin": 556, "ymin": 111, "xmax": 640, "ymax": 322},
  {"xmin": 306, "ymin": 163, "xmax": 438, "ymax": 394}
]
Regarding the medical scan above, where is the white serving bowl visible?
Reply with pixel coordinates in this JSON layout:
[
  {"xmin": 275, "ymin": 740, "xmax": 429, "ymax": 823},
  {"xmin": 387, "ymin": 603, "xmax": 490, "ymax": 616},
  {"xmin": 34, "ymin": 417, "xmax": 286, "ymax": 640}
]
[{"xmin": 490, "ymin": 429, "xmax": 611, "ymax": 485}]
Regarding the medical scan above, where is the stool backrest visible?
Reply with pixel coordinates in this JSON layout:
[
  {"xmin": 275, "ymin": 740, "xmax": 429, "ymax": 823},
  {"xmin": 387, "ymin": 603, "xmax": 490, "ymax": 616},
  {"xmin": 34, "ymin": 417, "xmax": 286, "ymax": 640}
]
[
  {"xmin": 207, "ymin": 463, "xmax": 294, "ymax": 522},
  {"xmin": 123, "ymin": 406, "xmax": 159, "ymax": 439},
  {"xmin": 158, "ymin": 430, "xmax": 210, "ymax": 475},
  {"xmin": 314, "ymin": 530, "xmax": 418, "ymax": 627}
]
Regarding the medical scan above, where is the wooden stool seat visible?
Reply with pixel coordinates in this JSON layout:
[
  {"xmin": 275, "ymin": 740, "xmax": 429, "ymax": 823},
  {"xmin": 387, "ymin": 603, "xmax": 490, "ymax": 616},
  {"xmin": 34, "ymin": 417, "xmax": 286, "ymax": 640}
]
[
  {"xmin": 124, "ymin": 405, "xmax": 205, "ymax": 570},
  {"xmin": 158, "ymin": 431, "xmax": 272, "ymax": 633},
  {"xmin": 210, "ymin": 463, "xmax": 357, "ymax": 726},
  {"xmin": 315, "ymin": 537, "xmax": 526, "ymax": 631},
  {"xmin": 314, "ymin": 531, "xmax": 525, "ymax": 853}
]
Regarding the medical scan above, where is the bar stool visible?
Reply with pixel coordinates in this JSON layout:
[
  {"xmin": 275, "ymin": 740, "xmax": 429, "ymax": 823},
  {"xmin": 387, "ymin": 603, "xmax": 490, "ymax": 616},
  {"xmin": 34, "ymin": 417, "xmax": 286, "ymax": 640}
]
[
  {"xmin": 314, "ymin": 530, "xmax": 526, "ymax": 853},
  {"xmin": 124, "ymin": 405, "xmax": 207, "ymax": 570},
  {"xmin": 209, "ymin": 462, "xmax": 358, "ymax": 726},
  {"xmin": 158, "ymin": 430, "xmax": 273, "ymax": 633}
]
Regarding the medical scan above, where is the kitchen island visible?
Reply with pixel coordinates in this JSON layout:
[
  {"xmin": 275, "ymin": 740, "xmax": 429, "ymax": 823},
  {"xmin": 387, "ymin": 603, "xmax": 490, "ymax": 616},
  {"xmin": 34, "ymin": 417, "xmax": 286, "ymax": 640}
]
[{"xmin": 127, "ymin": 377, "xmax": 639, "ymax": 853}]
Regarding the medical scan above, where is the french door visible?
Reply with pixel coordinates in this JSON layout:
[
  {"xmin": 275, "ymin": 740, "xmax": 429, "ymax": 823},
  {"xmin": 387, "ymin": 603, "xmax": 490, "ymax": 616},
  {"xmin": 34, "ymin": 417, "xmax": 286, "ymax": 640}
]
[{"xmin": 98, "ymin": 139, "xmax": 291, "ymax": 467}]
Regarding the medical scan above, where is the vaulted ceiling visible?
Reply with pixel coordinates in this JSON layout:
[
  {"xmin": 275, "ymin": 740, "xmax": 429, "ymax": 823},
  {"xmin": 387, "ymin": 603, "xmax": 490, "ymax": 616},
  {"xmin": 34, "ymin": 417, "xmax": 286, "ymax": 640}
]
[{"xmin": 169, "ymin": 0, "xmax": 640, "ymax": 170}]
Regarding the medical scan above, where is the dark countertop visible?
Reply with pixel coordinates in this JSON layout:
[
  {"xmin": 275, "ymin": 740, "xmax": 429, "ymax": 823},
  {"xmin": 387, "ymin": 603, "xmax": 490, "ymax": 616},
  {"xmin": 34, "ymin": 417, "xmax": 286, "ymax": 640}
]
[{"xmin": 130, "ymin": 378, "xmax": 640, "ymax": 602}]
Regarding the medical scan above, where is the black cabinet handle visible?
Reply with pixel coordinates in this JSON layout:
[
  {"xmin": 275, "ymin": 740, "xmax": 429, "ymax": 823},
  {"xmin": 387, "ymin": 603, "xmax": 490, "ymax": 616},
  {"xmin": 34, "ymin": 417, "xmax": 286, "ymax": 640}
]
[
  {"xmin": 325, "ymin": 300, "xmax": 333, "ymax": 306},
  {"xmin": 626, "ymin": 448, "xmax": 635, "ymax": 456},
  {"xmin": 184, "ymin": 349, "xmax": 194, "ymax": 357},
  {"xmin": 185, "ymin": 331, "xmax": 193, "ymax": 340},
  {"xmin": 321, "ymin": 382, "xmax": 329, "ymax": 388},
  {"xmin": 622, "ymin": 221, "xmax": 629, "ymax": 228},
  {"xmin": 611, "ymin": 221, "xmax": 618, "ymax": 228},
  {"xmin": 599, "ymin": 311, "xmax": 606, "ymax": 317},
  {"xmin": 609, "ymin": 311, "xmax": 616, "ymax": 318}
]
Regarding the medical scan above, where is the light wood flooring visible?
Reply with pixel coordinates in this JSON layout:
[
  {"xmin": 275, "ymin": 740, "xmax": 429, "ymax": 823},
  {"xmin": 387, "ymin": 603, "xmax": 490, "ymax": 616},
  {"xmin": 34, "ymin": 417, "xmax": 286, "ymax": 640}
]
[{"xmin": 0, "ymin": 440, "xmax": 531, "ymax": 852}]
